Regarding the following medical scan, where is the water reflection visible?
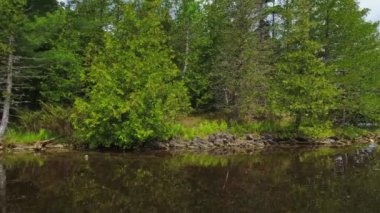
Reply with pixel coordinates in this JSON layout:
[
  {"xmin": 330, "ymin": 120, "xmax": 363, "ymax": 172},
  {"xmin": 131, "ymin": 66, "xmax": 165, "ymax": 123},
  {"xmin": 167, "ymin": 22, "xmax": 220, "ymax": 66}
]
[
  {"xmin": 334, "ymin": 143, "xmax": 378, "ymax": 174},
  {"xmin": 1, "ymin": 145, "xmax": 380, "ymax": 212},
  {"xmin": 0, "ymin": 162, "xmax": 5, "ymax": 213}
]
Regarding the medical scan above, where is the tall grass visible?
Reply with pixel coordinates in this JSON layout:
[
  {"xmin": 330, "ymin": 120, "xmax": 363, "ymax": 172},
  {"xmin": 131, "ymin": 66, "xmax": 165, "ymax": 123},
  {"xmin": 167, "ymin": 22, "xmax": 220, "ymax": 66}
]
[
  {"xmin": 5, "ymin": 129, "xmax": 53, "ymax": 145},
  {"xmin": 17, "ymin": 103, "xmax": 73, "ymax": 136},
  {"xmin": 173, "ymin": 120, "xmax": 228, "ymax": 140}
]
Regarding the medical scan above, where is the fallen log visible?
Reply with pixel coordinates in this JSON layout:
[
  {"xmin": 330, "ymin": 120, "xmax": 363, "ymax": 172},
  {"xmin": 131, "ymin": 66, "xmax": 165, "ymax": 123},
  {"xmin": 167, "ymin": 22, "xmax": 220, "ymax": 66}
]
[{"xmin": 34, "ymin": 138, "xmax": 58, "ymax": 150}]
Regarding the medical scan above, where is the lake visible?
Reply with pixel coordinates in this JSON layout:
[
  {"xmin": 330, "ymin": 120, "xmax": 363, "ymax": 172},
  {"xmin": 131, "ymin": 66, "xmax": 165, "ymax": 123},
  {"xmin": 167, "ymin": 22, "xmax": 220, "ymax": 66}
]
[{"xmin": 1, "ymin": 144, "xmax": 380, "ymax": 212}]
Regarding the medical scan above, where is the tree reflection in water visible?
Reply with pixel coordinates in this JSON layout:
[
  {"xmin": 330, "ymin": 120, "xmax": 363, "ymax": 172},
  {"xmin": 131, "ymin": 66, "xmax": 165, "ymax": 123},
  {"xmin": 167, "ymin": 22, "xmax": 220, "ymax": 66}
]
[
  {"xmin": 1, "ymin": 145, "xmax": 380, "ymax": 212},
  {"xmin": 0, "ymin": 162, "xmax": 5, "ymax": 213},
  {"xmin": 334, "ymin": 143, "xmax": 378, "ymax": 174}
]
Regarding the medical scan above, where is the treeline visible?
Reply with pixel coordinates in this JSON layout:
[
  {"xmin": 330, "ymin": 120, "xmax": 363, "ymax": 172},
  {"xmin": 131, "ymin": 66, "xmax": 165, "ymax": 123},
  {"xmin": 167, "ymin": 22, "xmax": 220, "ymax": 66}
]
[{"xmin": 0, "ymin": 0, "xmax": 379, "ymax": 148}]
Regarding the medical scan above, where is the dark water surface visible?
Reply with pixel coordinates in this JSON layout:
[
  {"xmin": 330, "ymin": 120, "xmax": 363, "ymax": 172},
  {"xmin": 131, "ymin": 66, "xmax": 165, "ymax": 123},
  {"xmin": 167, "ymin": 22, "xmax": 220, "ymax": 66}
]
[{"xmin": 1, "ymin": 145, "xmax": 380, "ymax": 213}]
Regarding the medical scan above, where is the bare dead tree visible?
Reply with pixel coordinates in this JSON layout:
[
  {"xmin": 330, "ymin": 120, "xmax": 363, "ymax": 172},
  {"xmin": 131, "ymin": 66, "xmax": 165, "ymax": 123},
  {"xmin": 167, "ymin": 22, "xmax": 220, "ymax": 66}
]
[
  {"xmin": 0, "ymin": 36, "xmax": 44, "ymax": 142},
  {"xmin": 0, "ymin": 36, "xmax": 15, "ymax": 141}
]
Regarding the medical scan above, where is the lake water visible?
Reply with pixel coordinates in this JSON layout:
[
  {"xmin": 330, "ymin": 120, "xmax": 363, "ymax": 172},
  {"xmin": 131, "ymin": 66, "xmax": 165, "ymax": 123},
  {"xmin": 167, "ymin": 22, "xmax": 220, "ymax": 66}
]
[{"xmin": 1, "ymin": 145, "xmax": 380, "ymax": 212}]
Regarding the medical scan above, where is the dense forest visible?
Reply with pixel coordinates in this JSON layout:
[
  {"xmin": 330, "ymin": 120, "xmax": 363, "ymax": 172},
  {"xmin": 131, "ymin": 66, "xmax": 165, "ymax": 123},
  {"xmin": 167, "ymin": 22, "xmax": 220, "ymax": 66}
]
[{"xmin": 0, "ymin": 0, "xmax": 379, "ymax": 149}]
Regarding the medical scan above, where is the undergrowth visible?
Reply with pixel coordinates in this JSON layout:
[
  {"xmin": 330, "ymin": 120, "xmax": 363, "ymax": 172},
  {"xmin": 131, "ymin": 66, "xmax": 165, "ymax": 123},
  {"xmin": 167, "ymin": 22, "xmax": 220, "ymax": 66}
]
[
  {"xmin": 175, "ymin": 116, "xmax": 377, "ymax": 141},
  {"xmin": 173, "ymin": 120, "xmax": 228, "ymax": 140},
  {"xmin": 5, "ymin": 129, "xmax": 54, "ymax": 145}
]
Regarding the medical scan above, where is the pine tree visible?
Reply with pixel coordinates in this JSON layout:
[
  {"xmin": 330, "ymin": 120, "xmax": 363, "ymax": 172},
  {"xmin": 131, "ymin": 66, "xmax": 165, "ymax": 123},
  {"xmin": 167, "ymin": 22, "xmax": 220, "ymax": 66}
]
[
  {"xmin": 24, "ymin": 0, "xmax": 113, "ymax": 105},
  {"xmin": 207, "ymin": 0, "xmax": 273, "ymax": 121},
  {"xmin": 311, "ymin": 0, "xmax": 380, "ymax": 125},
  {"xmin": 273, "ymin": 0, "xmax": 337, "ymax": 133}
]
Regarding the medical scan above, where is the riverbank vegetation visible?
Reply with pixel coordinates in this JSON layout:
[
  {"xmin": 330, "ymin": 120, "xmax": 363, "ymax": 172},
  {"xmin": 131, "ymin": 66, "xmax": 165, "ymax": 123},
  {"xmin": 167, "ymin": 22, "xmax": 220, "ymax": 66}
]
[{"xmin": 0, "ymin": 0, "xmax": 379, "ymax": 149}]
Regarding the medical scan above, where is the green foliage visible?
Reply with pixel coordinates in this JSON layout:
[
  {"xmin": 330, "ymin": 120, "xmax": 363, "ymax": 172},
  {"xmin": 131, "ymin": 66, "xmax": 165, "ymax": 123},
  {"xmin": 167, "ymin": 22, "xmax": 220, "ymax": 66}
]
[
  {"xmin": 272, "ymin": 0, "xmax": 338, "ymax": 131},
  {"xmin": 229, "ymin": 120, "xmax": 294, "ymax": 137},
  {"xmin": 299, "ymin": 122, "xmax": 334, "ymax": 139},
  {"xmin": 22, "ymin": 9, "xmax": 85, "ymax": 105},
  {"xmin": 72, "ymin": 2, "xmax": 190, "ymax": 149},
  {"xmin": 1, "ymin": 0, "xmax": 379, "ymax": 147},
  {"xmin": 17, "ymin": 103, "xmax": 73, "ymax": 136},
  {"xmin": 206, "ymin": 0, "xmax": 273, "ymax": 120},
  {"xmin": 311, "ymin": 0, "xmax": 380, "ymax": 125},
  {"xmin": 26, "ymin": 0, "xmax": 58, "ymax": 17},
  {"xmin": 334, "ymin": 126, "xmax": 370, "ymax": 139},
  {"xmin": 168, "ymin": 0, "xmax": 214, "ymax": 110},
  {"xmin": 5, "ymin": 128, "xmax": 52, "ymax": 144},
  {"xmin": 175, "ymin": 120, "xmax": 228, "ymax": 140},
  {"xmin": 0, "ymin": 0, "xmax": 27, "ymax": 38}
]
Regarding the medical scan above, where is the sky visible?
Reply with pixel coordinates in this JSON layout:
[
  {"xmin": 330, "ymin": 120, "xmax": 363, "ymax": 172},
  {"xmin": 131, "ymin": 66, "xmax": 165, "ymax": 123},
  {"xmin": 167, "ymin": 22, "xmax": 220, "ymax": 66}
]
[
  {"xmin": 57, "ymin": 0, "xmax": 380, "ymax": 22},
  {"xmin": 358, "ymin": 0, "xmax": 380, "ymax": 22}
]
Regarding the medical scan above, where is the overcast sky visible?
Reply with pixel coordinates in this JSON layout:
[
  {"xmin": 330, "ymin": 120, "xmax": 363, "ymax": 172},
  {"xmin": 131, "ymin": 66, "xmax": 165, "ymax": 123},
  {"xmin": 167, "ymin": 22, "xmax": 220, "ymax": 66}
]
[{"xmin": 358, "ymin": 0, "xmax": 380, "ymax": 22}]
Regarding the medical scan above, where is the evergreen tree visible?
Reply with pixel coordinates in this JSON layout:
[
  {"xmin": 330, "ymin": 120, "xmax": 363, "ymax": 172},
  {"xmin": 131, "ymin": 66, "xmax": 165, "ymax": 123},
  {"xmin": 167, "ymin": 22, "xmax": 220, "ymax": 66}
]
[
  {"xmin": 311, "ymin": 0, "xmax": 380, "ymax": 125},
  {"xmin": 207, "ymin": 0, "xmax": 272, "ymax": 121},
  {"xmin": 25, "ymin": 0, "xmax": 113, "ymax": 105},
  {"xmin": 273, "ymin": 0, "xmax": 337, "ymax": 132},
  {"xmin": 72, "ymin": 1, "xmax": 190, "ymax": 148}
]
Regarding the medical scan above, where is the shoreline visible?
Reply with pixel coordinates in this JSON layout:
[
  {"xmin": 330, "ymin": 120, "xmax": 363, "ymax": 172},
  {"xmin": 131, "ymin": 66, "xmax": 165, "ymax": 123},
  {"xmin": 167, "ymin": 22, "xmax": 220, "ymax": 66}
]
[
  {"xmin": 147, "ymin": 132, "xmax": 379, "ymax": 154},
  {"xmin": 1, "ymin": 132, "xmax": 378, "ymax": 154}
]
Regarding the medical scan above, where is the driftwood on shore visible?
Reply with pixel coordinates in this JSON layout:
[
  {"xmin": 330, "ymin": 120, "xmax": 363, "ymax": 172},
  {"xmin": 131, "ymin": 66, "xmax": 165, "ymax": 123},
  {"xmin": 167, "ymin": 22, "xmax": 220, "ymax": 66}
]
[
  {"xmin": 33, "ymin": 138, "xmax": 58, "ymax": 150},
  {"xmin": 0, "ymin": 137, "xmax": 68, "ymax": 152}
]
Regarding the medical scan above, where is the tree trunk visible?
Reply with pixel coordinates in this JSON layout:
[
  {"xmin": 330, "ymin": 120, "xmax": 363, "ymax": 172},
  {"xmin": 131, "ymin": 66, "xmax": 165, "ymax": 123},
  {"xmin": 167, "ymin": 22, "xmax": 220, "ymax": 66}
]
[
  {"xmin": 182, "ymin": 28, "xmax": 190, "ymax": 75},
  {"xmin": 294, "ymin": 112, "xmax": 302, "ymax": 133},
  {"xmin": 0, "ymin": 36, "xmax": 14, "ymax": 141}
]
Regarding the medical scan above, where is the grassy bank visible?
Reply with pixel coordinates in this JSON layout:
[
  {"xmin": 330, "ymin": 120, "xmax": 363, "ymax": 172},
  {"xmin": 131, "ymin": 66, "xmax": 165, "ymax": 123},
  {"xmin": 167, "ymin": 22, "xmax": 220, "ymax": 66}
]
[
  {"xmin": 173, "ymin": 116, "xmax": 379, "ymax": 141},
  {"xmin": 4, "ymin": 129, "xmax": 56, "ymax": 145},
  {"xmin": 3, "ymin": 111, "xmax": 378, "ymax": 147}
]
